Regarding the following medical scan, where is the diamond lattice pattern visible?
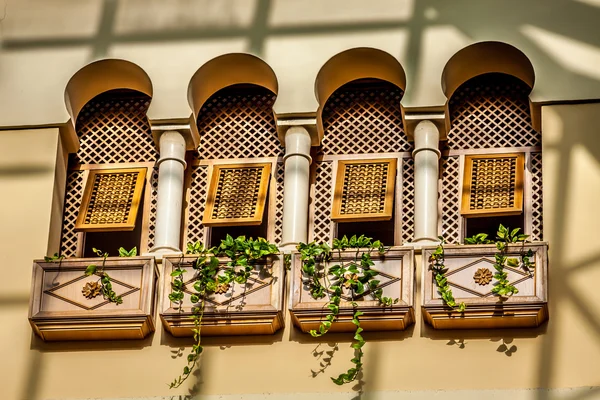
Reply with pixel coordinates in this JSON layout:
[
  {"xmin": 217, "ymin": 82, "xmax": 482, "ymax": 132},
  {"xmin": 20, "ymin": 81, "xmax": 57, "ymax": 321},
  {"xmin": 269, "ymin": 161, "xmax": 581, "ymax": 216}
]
[
  {"xmin": 440, "ymin": 156, "xmax": 461, "ymax": 244},
  {"xmin": 186, "ymin": 166, "xmax": 209, "ymax": 245},
  {"xmin": 312, "ymin": 161, "xmax": 333, "ymax": 243},
  {"xmin": 531, "ymin": 152, "xmax": 543, "ymax": 240},
  {"xmin": 75, "ymin": 92, "xmax": 157, "ymax": 164},
  {"xmin": 196, "ymin": 87, "xmax": 283, "ymax": 159},
  {"xmin": 402, "ymin": 158, "xmax": 415, "ymax": 243},
  {"xmin": 60, "ymin": 170, "xmax": 85, "ymax": 257},
  {"xmin": 320, "ymin": 84, "xmax": 411, "ymax": 155},
  {"xmin": 448, "ymin": 74, "xmax": 540, "ymax": 150}
]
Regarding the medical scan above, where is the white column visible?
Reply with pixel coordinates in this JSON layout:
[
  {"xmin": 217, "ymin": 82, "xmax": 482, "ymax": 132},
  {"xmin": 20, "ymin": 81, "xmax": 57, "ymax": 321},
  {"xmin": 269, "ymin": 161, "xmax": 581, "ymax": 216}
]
[
  {"xmin": 150, "ymin": 130, "xmax": 187, "ymax": 254},
  {"xmin": 280, "ymin": 126, "xmax": 312, "ymax": 250},
  {"xmin": 412, "ymin": 120, "xmax": 440, "ymax": 244}
]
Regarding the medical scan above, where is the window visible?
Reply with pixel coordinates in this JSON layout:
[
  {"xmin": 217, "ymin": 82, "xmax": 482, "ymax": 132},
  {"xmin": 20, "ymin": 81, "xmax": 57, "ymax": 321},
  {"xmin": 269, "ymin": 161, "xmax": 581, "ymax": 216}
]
[{"xmin": 75, "ymin": 168, "xmax": 147, "ymax": 232}]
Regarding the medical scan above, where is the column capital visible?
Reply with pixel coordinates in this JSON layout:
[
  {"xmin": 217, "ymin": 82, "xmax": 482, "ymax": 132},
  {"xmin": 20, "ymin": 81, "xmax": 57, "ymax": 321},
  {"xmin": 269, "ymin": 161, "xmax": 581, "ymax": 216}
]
[
  {"xmin": 275, "ymin": 114, "xmax": 320, "ymax": 147},
  {"xmin": 402, "ymin": 106, "xmax": 447, "ymax": 141},
  {"xmin": 150, "ymin": 117, "xmax": 200, "ymax": 151}
]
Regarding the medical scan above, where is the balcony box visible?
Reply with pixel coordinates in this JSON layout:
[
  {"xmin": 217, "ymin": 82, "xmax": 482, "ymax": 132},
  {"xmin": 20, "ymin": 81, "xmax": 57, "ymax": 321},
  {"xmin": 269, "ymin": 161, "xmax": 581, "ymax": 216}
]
[
  {"xmin": 421, "ymin": 242, "xmax": 549, "ymax": 329},
  {"xmin": 289, "ymin": 247, "xmax": 415, "ymax": 333},
  {"xmin": 159, "ymin": 255, "xmax": 284, "ymax": 337},
  {"xmin": 29, "ymin": 256, "xmax": 158, "ymax": 341}
]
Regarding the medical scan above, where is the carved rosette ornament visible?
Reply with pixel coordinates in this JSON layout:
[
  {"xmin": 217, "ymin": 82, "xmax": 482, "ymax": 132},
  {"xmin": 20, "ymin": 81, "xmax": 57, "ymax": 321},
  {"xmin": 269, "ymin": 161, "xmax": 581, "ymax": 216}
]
[
  {"xmin": 82, "ymin": 281, "xmax": 102, "ymax": 299},
  {"xmin": 473, "ymin": 268, "xmax": 493, "ymax": 286},
  {"xmin": 214, "ymin": 283, "xmax": 230, "ymax": 295}
]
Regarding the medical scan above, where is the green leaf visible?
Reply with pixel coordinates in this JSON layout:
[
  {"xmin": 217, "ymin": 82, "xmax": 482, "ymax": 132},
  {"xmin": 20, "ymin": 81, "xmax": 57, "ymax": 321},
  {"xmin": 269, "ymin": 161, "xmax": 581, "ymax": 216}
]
[{"xmin": 85, "ymin": 264, "xmax": 97, "ymax": 276}]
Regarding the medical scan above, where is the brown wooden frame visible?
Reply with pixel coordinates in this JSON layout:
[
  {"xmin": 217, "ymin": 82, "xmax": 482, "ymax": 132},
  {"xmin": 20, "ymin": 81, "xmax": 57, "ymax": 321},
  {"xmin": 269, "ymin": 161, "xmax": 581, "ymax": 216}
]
[
  {"xmin": 460, "ymin": 153, "xmax": 524, "ymax": 217},
  {"xmin": 202, "ymin": 162, "xmax": 272, "ymax": 227},
  {"xmin": 75, "ymin": 167, "xmax": 147, "ymax": 232},
  {"xmin": 331, "ymin": 158, "xmax": 397, "ymax": 222}
]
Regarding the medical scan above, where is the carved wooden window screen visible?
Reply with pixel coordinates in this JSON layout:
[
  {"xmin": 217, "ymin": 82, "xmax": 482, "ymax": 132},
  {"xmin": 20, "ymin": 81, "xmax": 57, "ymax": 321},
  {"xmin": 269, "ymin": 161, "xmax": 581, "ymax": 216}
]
[
  {"xmin": 75, "ymin": 168, "xmax": 147, "ymax": 232},
  {"xmin": 461, "ymin": 154, "xmax": 524, "ymax": 217},
  {"xmin": 332, "ymin": 159, "xmax": 396, "ymax": 222},
  {"xmin": 203, "ymin": 163, "xmax": 271, "ymax": 226}
]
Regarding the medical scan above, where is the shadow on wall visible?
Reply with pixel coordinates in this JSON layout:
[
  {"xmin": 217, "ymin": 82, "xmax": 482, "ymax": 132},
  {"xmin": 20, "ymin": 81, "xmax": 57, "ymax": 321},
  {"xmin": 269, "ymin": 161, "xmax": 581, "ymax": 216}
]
[{"xmin": 3, "ymin": 0, "xmax": 600, "ymax": 103}]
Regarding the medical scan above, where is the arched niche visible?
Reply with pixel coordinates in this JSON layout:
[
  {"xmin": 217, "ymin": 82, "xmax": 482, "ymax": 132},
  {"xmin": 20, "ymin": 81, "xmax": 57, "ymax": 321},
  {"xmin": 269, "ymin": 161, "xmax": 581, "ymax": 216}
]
[
  {"xmin": 314, "ymin": 48, "xmax": 407, "ymax": 142},
  {"xmin": 187, "ymin": 53, "xmax": 278, "ymax": 122},
  {"xmin": 439, "ymin": 42, "xmax": 543, "ymax": 246},
  {"xmin": 65, "ymin": 59, "xmax": 153, "ymax": 127},
  {"xmin": 441, "ymin": 41, "xmax": 535, "ymax": 101}
]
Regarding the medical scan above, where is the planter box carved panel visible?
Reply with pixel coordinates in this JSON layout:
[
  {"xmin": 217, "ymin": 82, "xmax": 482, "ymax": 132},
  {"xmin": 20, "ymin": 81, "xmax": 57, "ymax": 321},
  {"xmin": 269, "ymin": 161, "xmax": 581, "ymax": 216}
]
[
  {"xmin": 290, "ymin": 247, "xmax": 415, "ymax": 333},
  {"xmin": 422, "ymin": 242, "xmax": 549, "ymax": 329},
  {"xmin": 159, "ymin": 255, "xmax": 284, "ymax": 337},
  {"xmin": 29, "ymin": 256, "xmax": 158, "ymax": 341}
]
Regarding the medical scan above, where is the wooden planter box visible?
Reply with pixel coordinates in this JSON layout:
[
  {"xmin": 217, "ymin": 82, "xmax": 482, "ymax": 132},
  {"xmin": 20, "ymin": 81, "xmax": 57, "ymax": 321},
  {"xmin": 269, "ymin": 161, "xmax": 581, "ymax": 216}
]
[
  {"xmin": 421, "ymin": 242, "xmax": 549, "ymax": 329},
  {"xmin": 290, "ymin": 247, "xmax": 415, "ymax": 333},
  {"xmin": 29, "ymin": 256, "xmax": 158, "ymax": 341},
  {"xmin": 159, "ymin": 255, "xmax": 284, "ymax": 337}
]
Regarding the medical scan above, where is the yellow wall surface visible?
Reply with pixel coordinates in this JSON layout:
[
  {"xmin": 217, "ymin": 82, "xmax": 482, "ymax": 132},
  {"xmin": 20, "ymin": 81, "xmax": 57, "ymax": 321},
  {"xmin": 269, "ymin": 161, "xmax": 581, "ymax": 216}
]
[{"xmin": 0, "ymin": 104, "xmax": 600, "ymax": 399}]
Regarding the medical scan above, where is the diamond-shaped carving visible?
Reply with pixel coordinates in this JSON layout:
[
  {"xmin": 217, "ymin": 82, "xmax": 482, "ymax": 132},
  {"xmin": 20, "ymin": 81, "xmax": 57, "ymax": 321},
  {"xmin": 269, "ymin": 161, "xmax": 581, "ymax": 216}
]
[
  {"xmin": 322, "ymin": 267, "xmax": 401, "ymax": 301},
  {"xmin": 444, "ymin": 256, "xmax": 532, "ymax": 297},
  {"xmin": 44, "ymin": 274, "xmax": 139, "ymax": 310}
]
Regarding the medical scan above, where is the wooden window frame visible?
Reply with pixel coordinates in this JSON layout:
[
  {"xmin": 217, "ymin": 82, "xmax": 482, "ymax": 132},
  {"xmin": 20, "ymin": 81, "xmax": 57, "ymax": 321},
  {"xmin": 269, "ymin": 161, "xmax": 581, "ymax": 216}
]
[
  {"xmin": 75, "ymin": 167, "xmax": 147, "ymax": 232},
  {"xmin": 461, "ymin": 153, "xmax": 524, "ymax": 218},
  {"xmin": 202, "ymin": 162, "xmax": 272, "ymax": 227},
  {"xmin": 331, "ymin": 158, "xmax": 397, "ymax": 223}
]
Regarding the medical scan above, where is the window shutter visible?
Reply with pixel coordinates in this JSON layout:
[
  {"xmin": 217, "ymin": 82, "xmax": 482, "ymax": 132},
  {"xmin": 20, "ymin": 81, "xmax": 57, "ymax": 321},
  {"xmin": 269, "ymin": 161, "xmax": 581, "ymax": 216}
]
[
  {"xmin": 332, "ymin": 159, "xmax": 397, "ymax": 222},
  {"xmin": 203, "ymin": 163, "xmax": 271, "ymax": 226},
  {"xmin": 461, "ymin": 153, "xmax": 524, "ymax": 217},
  {"xmin": 75, "ymin": 168, "xmax": 147, "ymax": 232}
]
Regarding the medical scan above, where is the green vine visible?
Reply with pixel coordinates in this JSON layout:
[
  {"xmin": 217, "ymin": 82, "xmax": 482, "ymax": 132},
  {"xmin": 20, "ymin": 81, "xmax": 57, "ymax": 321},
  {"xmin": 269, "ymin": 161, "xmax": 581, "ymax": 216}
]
[
  {"xmin": 491, "ymin": 225, "xmax": 531, "ymax": 297},
  {"xmin": 169, "ymin": 235, "xmax": 279, "ymax": 389},
  {"xmin": 82, "ymin": 247, "xmax": 137, "ymax": 305},
  {"xmin": 431, "ymin": 225, "xmax": 535, "ymax": 308},
  {"xmin": 297, "ymin": 235, "xmax": 396, "ymax": 386},
  {"xmin": 429, "ymin": 236, "xmax": 466, "ymax": 313}
]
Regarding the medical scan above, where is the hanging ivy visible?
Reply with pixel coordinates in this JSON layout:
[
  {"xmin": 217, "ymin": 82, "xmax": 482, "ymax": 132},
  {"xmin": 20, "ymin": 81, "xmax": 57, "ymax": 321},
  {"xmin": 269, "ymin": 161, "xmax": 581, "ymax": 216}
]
[
  {"xmin": 298, "ymin": 235, "xmax": 397, "ymax": 386},
  {"xmin": 169, "ymin": 235, "xmax": 279, "ymax": 389}
]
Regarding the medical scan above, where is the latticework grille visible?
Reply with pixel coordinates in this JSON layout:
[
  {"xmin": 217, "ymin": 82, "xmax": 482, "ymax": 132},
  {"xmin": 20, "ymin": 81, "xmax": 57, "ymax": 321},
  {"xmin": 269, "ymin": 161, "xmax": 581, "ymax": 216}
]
[
  {"xmin": 75, "ymin": 91, "xmax": 157, "ymax": 164},
  {"xmin": 332, "ymin": 160, "xmax": 396, "ymax": 222},
  {"xmin": 312, "ymin": 161, "xmax": 333, "ymax": 243},
  {"xmin": 448, "ymin": 74, "xmax": 539, "ymax": 150},
  {"xmin": 75, "ymin": 168, "xmax": 146, "ymax": 231},
  {"xmin": 462, "ymin": 154, "xmax": 523, "ymax": 217},
  {"xmin": 186, "ymin": 165, "xmax": 209, "ymax": 245},
  {"xmin": 531, "ymin": 152, "xmax": 543, "ymax": 241},
  {"xmin": 320, "ymin": 83, "xmax": 411, "ymax": 155},
  {"xmin": 204, "ymin": 164, "xmax": 271, "ymax": 226},
  {"xmin": 60, "ymin": 170, "xmax": 85, "ymax": 257},
  {"xmin": 401, "ymin": 158, "xmax": 415, "ymax": 243},
  {"xmin": 440, "ymin": 156, "xmax": 461, "ymax": 244},
  {"xmin": 274, "ymin": 162, "xmax": 285, "ymax": 243},
  {"xmin": 146, "ymin": 167, "xmax": 159, "ymax": 250},
  {"xmin": 196, "ymin": 87, "xmax": 282, "ymax": 159}
]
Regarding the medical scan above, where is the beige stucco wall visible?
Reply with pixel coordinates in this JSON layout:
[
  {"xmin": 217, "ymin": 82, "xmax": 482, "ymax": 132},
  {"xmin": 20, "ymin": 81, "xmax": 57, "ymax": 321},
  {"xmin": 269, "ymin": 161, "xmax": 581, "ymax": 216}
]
[
  {"xmin": 1, "ymin": 104, "xmax": 600, "ymax": 399},
  {"xmin": 2, "ymin": 0, "xmax": 600, "ymax": 125}
]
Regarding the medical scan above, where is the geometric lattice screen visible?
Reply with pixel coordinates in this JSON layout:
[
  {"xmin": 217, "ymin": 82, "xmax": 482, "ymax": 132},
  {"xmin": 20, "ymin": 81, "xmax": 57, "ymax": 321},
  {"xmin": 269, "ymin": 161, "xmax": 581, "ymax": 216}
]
[
  {"xmin": 75, "ymin": 168, "xmax": 146, "ymax": 232},
  {"xmin": 195, "ymin": 86, "xmax": 283, "ymax": 160},
  {"xmin": 332, "ymin": 159, "xmax": 396, "ymax": 222},
  {"xmin": 447, "ymin": 74, "xmax": 540, "ymax": 150},
  {"xmin": 321, "ymin": 82, "xmax": 411, "ymax": 155},
  {"xmin": 74, "ymin": 90, "xmax": 157, "ymax": 164},
  {"xmin": 203, "ymin": 163, "xmax": 271, "ymax": 226},
  {"xmin": 461, "ymin": 154, "xmax": 524, "ymax": 217}
]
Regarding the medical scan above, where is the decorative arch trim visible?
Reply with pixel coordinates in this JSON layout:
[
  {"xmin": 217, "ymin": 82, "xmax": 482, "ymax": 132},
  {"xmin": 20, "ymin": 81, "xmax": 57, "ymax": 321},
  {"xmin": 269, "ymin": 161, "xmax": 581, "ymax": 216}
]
[
  {"xmin": 187, "ymin": 53, "xmax": 278, "ymax": 120},
  {"xmin": 441, "ymin": 41, "xmax": 535, "ymax": 100},
  {"xmin": 314, "ymin": 48, "xmax": 407, "ymax": 142},
  {"xmin": 64, "ymin": 59, "xmax": 153, "ymax": 125}
]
